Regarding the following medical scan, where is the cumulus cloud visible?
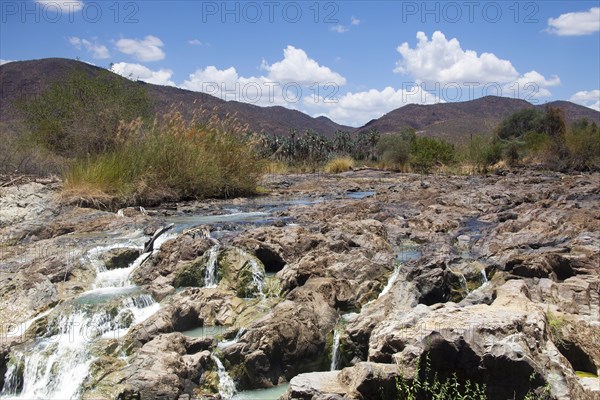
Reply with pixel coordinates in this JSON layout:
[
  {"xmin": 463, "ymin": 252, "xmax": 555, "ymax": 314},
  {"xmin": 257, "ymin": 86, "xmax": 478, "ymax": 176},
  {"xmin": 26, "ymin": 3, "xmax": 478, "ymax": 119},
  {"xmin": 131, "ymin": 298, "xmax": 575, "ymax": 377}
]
[
  {"xmin": 188, "ymin": 39, "xmax": 203, "ymax": 46},
  {"xmin": 111, "ymin": 62, "xmax": 175, "ymax": 86},
  {"xmin": 395, "ymin": 31, "xmax": 560, "ymax": 99},
  {"xmin": 507, "ymin": 71, "xmax": 561, "ymax": 99},
  {"xmin": 264, "ymin": 46, "xmax": 346, "ymax": 85},
  {"xmin": 304, "ymin": 86, "xmax": 442, "ymax": 127},
  {"xmin": 116, "ymin": 35, "xmax": 165, "ymax": 62},
  {"xmin": 35, "ymin": 0, "xmax": 83, "ymax": 13},
  {"xmin": 547, "ymin": 7, "xmax": 600, "ymax": 36},
  {"xmin": 569, "ymin": 90, "xmax": 600, "ymax": 111},
  {"xmin": 68, "ymin": 36, "xmax": 110, "ymax": 59},
  {"xmin": 395, "ymin": 31, "xmax": 519, "ymax": 84},
  {"xmin": 181, "ymin": 45, "xmax": 346, "ymax": 107}
]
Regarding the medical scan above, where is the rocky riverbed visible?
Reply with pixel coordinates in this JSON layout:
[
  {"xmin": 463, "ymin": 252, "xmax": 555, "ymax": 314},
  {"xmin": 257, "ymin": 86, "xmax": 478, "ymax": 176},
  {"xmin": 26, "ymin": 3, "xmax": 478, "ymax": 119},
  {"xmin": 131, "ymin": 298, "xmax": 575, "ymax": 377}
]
[{"xmin": 0, "ymin": 170, "xmax": 599, "ymax": 399}]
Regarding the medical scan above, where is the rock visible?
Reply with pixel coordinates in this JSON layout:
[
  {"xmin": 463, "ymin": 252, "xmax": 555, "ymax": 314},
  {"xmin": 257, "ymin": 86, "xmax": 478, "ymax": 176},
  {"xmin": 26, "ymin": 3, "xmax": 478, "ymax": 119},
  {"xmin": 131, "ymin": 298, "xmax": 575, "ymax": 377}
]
[
  {"xmin": 340, "ymin": 362, "xmax": 400, "ymax": 399},
  {"xmin": 85, "ymin": 333, "xmax": 214, "ymax": 399},
  {"xmin": 283, "ymin": 371, "xmax": 348, "ymax": 400},
  {"xmin": 100, "ymin": 247, "xmax": 141, "ymax": 270},
  {"xmin": 222, "ymin": 295, "xmax": 337, "ymax": 389}
]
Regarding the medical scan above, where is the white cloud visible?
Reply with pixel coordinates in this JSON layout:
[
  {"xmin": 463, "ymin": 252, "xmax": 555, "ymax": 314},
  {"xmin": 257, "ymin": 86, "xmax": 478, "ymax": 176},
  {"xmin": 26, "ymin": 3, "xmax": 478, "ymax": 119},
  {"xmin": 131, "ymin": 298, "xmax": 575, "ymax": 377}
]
[
  {"xmin": 305, "ymin": 86, "xmax": 442, "ymax": 127},
  {"xmin": 35, "ymin": 0, "xmax": 83, "ymax": 13},
  {"xmin": 188, "ymin": 39, "xmax": 203, "ymax": 46},
  {"xmin": 68, "ymin": 36, "xmax": 110, "ymax": 59},
  {"xmin": 395, "ymin": 31, "xmax": 560, "ymax": 99},
  {"xmin": 351, "ymin": 16, "xmax": 360, "ymax": 25},
  {"xmin": 0, "ymin": 59, "xmax": 15, "ymax": 65},
  {"xmin": 181, "ymin": 46, "xmax": 346, "ymax": 109},
  {"xmin": 111, "ymin": 62, "xmax": 175, "ymax": 86},
  {"xmin": 264, "ymin": 45, "xmax": 346, "ymax": 85},
  {"xmin": 547, "ymin": 7, "xmax": 600, "ymax": 36},
  {"xmin": 569, "ymin": 90, "xmax": 600, "ymax": 111},
  {"xmin": 330, "ymin": 24, "xmax": 348, "ymax": 33},
  {"xmin": 507, "ymin": 70, "xmax": 561, "ymax": 99},
  {"xmin": 395, "ymin": 31, "xmax": 519, "ymax": 84},
  {"xmin": 116, "ymin": 35, "xmax": 165, "ymax": 62}
]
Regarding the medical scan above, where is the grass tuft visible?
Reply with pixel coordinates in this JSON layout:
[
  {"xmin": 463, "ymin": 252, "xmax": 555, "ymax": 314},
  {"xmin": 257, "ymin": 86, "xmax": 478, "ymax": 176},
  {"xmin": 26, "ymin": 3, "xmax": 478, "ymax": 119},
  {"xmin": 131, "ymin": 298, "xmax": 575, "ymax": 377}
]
[{"xmin": 324, "ymin": 157, "xmax": 354, "ymax": 174}]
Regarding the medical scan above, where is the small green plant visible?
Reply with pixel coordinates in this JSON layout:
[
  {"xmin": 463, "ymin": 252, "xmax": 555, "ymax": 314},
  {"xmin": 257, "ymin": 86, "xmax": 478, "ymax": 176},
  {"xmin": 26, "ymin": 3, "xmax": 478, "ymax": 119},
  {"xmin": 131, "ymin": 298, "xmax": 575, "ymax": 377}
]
[
  {"xmin": 395, "ymin": 355, "xmax": 487, "ymax": 400},
  {"xmin": 546, "ymin": 309, "xmax": 567, "ymax": 347}
]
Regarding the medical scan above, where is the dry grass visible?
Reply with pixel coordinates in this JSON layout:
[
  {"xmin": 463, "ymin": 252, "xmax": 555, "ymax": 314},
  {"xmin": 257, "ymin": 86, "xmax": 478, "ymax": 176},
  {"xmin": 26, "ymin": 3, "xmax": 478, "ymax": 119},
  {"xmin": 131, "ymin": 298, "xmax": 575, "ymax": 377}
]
[
  {"xmin": 324, "ymin": 157, "xmax": 355, "ymax": 173},
  {"xmin": 63, "ymin": 111, "xmax": 266, "ymax": 209}
]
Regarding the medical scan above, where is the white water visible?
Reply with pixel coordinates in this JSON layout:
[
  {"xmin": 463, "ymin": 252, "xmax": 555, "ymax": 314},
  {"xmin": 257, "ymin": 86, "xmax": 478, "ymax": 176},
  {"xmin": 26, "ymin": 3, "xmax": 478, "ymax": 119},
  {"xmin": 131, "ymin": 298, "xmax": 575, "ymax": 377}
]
[
  {"xmin": 204, "ymin": 245, "xmax": 221, "ymax": 288},
  {"xmin": 247, "ymin": 259, "xmax": 265, "ymax": 298},
  {"xmin": 378, "ymin": 266, "xmax": 400, "ymax": 298},
  {"xmin": 212, "ymin": 355, "xmax": 237, "ymax": 399},
  {"xmin": 218, "ymin": 327, "xmax": 246, "ymax": 349},
  {"xmin": 1, "ymin": 234, "xmax": 168, "ymax": 399},
  {"xmin": 330, "ymin": 329, "xmax": 341, "ymax": 371},
  {"xmin": 481, "ymin": 269, "xmax": 488, "ymax": 284}
]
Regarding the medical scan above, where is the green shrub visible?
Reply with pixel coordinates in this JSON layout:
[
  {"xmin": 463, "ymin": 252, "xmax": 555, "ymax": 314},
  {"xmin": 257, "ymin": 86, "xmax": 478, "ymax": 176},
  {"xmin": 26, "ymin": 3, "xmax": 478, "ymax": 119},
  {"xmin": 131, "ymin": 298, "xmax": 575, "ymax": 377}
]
[
  {"xmin": 409, "ymin": 136, "xmax": 456, "ymax": 173},
  {"xmin": 463, "ymin": 135, "xmax": 502, "ymax": 171},
  {"xmin": 565, "ymin": 119, "xmax": 600, "ymax": 170},
  {"xmin": 377, "ymin": 132, "xmax": 412, "ymax": 167}
]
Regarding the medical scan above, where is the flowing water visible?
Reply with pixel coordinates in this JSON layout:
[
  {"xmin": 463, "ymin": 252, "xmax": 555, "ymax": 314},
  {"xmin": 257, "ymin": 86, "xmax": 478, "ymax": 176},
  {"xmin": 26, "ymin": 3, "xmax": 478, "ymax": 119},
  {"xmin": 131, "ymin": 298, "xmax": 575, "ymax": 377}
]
[
  {"xmin": 2, "ymin": 196, "xmax": 375, "ymax": 398},
  {"xmin": 204, "ymin": 245, "xmax": 221, "ymax": 288},
  {"xmin": 247, "ymin": 259, "xmax": 265, "ymax": 298},
  {"xmin": 0, "ymin": 236, "xmax": 165, "ymax": 400},
  {"xmin": 378, "ymin": 265, "xmax": 400, "ymax": 298},
  {"xmin": 330, "ymin": 328, "xmax": 341, "ymax": 371},
  {"xmin": 212, "ymin": 354, "xmax": 237, "ymax": 399},
  {"xmin": 231, "ymin": 384, "xmax": 290, "ymax": 399}
]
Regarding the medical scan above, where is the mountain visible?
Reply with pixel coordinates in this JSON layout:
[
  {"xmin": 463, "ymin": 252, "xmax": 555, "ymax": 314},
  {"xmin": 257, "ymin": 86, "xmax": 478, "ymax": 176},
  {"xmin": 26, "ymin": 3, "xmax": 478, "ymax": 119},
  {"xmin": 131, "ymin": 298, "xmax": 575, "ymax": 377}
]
[
  {"xmin": 0, "ymin": 58, "xmax": 352, "ymax": 136},
  {"xmin": 357, "ymin": 96, "xmax": 600, "ymax": 142},
  {"xmin": 2, "ymin": 58, "xmax": 598, "ymax": 143}
]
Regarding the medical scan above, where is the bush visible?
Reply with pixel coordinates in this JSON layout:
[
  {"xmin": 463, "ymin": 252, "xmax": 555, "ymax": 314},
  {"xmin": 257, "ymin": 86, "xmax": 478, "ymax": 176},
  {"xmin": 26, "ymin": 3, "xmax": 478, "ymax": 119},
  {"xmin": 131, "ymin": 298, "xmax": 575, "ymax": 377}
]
[
  {"xmin": 377, "ymin": 132, "xmax": 412, "ymax": 168},
  {"xmin": 565, "ymin": 119, "xmax": 600, "ymax": 170},
  {"xmin": 464, "ymin": 135, "xmax": 502, "ymax": 171},
  {"xmin": 16, "ymin": 67, "xmax": 151, "ymax": 158},
  {"xmin": 409, "ymin": 136, "xmax": 456, "ymax": 173},
  {"xmin": 324, "ymin": 157, "xmax": 354, "ymax": 173},
  {"xmin": 63, "ymin": 112, "xmax": 265, "ymax": 208}
]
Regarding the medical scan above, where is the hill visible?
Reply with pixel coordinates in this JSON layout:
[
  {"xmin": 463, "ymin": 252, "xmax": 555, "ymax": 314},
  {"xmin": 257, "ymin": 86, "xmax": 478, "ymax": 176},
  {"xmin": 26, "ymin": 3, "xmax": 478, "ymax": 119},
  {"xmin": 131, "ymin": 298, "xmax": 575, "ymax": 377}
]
[
  {"xmin": 357, "ymin": 96, "xmax": 600, "ymax": 142},
  {"xmin": 0, "ymin": 58, "xmax": 352, "ymax": 137}
]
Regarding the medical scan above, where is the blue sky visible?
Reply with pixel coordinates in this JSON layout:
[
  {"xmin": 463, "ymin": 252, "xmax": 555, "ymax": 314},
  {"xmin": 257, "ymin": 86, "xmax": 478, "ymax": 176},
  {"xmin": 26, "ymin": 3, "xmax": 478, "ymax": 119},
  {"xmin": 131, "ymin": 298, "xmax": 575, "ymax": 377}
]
[{"xmin": 1, "ymin": 1, "xmax": 599, "ymax": 126}]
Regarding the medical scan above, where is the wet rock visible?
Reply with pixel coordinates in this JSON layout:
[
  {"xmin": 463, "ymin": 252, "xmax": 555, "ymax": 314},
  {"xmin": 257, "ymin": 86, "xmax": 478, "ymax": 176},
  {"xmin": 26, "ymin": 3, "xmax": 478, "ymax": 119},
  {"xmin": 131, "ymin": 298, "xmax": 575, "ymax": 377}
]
[
  {"xmin": 100, "ymin": 247, "xmax": 141, "ymax": 270},
  {"xmin": 222, "ymin": 295, "xmax": 337, "ymax": 389}
]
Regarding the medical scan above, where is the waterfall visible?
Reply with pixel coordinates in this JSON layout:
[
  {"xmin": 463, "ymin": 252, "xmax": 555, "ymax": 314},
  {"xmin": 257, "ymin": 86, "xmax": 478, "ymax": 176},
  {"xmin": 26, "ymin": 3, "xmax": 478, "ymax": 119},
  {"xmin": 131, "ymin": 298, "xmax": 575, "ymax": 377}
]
[
  {"xmin": 247, "ymin": 259, "xmax": 265, "ymax": 298},
  {"xmin": 217, "ymin": 327, "xmax": 246, "ymax": 350},
  {"xmin": 204, "ymin": 245, "xmax": 220, "ymax": 288},
  {"xmin": 0, "ymin": 228, "xmax": 172, "ymax": 399},
  {"xmin": 481, "ymin": 268, "xmax": 488, "ymax": 284},
  {"xmin": 379, "ymin": 266, "xmax": 400, "ymax": 298},
  {"xmin": 211, "ymin": 355, "xmax": 236, "ymax": 399},
  {"xmin": 330, "ymin": 329, "xmax": 341, "ymax": 371}
]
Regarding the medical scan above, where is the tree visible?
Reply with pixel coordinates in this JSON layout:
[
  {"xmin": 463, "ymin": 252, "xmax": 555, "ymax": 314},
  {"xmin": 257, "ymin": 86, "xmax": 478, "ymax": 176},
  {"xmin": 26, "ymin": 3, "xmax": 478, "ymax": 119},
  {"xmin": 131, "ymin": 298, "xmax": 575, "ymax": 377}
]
[
  {"xmin": 376, "ymin": 128, "xmax": 415, "ymax": 167},
  {"xmin": 409, "ymin": 136, "xmax": 456, "ymax": 173},
  {"xmin": 496, "ymin": 108, "xmax": 543, "ymax": 140}
]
